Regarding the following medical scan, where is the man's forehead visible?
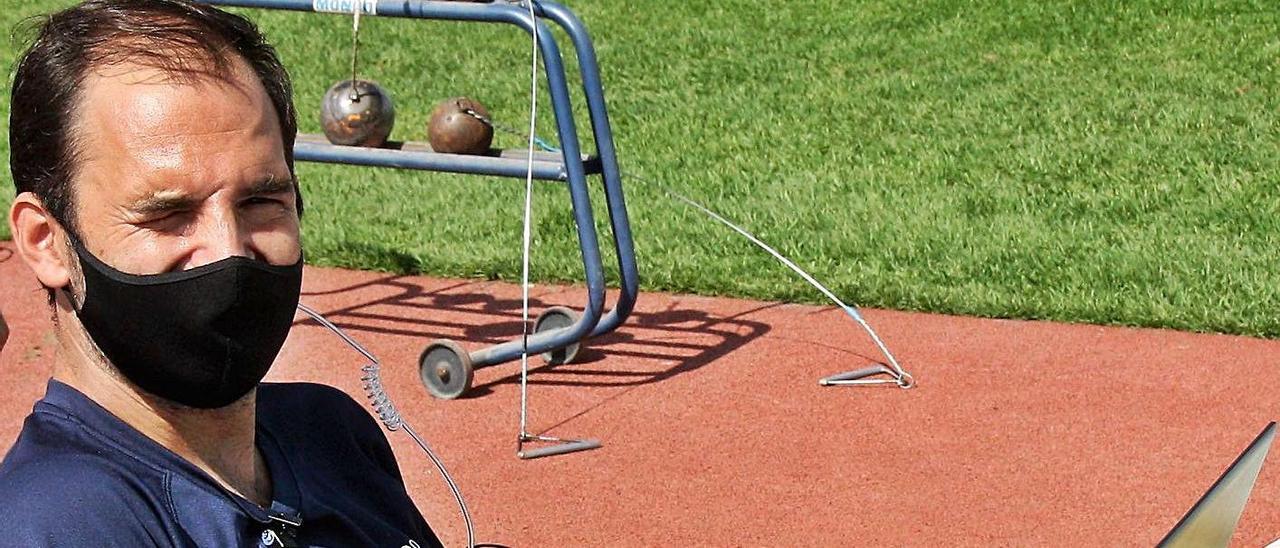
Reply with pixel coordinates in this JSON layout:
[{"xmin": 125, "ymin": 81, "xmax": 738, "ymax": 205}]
[
  {"xmin": 85, "ymin": 34, "xmax": 241, "ymax": 84},
  {"xmin": 68, "ymin": 57, "xmax": 288, "ymax": 205},
  {"xmin": 74, "ymin": 58, "xmax": 276, "ymax": 148},
  {"xmin": 80, "ymin": 58, "xmax": 264, "ymax": 112}
]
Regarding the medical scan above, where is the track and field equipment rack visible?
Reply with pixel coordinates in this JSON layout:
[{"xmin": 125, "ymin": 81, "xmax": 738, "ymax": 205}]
[{"xmin": 203, "ymin": 0, "xmax": 638, "ymax": 400}]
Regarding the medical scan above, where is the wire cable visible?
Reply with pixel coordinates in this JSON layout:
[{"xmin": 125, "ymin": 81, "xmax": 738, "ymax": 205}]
[
  {"xmin": 656, "ymin": 183, "xmax": 912, "ymax": 386},
  {"xmin": 348, "ymin": 0, "xmax": 363, "ymax": 100},
  {"xmin": 295, "ymin": 304, "xmax": 476, "ymax": 548},
  {"xmin": 492, "ymin": 133, "xmax": 913, "ymax": 387},
  {"xmin": 517, "ymin": 0, "xmax": 540, "ymax": 444}
]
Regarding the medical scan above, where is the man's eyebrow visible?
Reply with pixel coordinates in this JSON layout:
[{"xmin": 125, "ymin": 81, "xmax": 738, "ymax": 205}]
[
  {"xmin": 127, "ymin": 175, "xmax": 294, "ymax": 216},
  {"xmin": 248, "ymin": 174, "xmax": 295, "ymax": 196},
  {"xmin": 129, "ymin": 191, "xmax": 200, "ymax": 216}
]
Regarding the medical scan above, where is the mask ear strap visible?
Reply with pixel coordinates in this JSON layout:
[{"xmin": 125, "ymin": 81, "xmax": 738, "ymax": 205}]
[
  {"xmin": 59, "ymin": 231, "xmax": 90, "ymax": 312},
  {"xmin": 59, "ymin": 286, "xmax": 81, "ymax": 312}
]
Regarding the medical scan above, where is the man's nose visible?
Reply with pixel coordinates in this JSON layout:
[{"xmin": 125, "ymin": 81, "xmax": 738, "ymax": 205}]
[{"xmin": 186, "ymin": 212, "xmax": 257, "ymax": 269}]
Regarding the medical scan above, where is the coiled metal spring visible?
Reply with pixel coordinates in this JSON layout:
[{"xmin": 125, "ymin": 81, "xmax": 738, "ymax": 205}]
[{"xmin": 361, "ymin": 363, "xmax": 402, "ymax": 431}]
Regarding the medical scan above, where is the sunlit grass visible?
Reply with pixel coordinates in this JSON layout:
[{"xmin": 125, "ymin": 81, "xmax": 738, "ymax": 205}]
[{"xmin": 2, "ymin": 1, "xmax": 1277, "ymax": 336}]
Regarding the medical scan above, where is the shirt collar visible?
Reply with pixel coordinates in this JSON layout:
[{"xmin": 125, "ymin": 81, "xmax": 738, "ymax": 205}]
[{"xmin": 36, "ymin": 379, "xmax": 304, "ymax": 524}]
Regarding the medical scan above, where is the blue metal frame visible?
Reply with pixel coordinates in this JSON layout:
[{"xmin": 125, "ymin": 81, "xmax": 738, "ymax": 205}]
[{"xmin": 199, "ymin": 0, "xmax": 638, "ymax": 370}]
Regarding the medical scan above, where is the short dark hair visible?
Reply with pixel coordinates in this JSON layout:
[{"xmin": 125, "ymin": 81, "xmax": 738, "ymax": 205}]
[{"xmin": 9, "ymin": 0, "xmax": 302, "ymax": 237}]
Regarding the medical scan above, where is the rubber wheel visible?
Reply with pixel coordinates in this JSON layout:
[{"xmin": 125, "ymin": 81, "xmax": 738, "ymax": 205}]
[
  {"xmin": 419, "ymin": 340, "xmax": 474, "ymax": 400},
  {"xmin": 533, "ymin": 306, "xmax": 584, "ymax": 365}
]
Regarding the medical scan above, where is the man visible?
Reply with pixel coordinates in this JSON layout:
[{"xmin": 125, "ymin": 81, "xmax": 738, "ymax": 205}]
[{"xmin": 2, "ymin": 1, "xmax": 443, "ymax": 546}]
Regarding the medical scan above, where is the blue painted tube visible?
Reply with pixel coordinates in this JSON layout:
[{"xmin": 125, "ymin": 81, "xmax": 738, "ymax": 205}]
[
  {"xmin": 540, "ymin": 2, "xmax": 639, "ymax": 338},
  {"xmin": 468, "ymin": 5, "xmax": 606, "ymax": 367},
  {"xmin": 295, "ymin": 139, "xmax": 572, "ymax": 180},
  {"xmin": 205, "ymin": 0, "xmax": 524, "ymax": 22}
]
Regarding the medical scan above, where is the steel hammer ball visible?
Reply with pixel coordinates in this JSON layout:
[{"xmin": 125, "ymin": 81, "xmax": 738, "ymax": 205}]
[
  {"xmin": 428, "ymin": 97, "xmax": 494, "ymax": 155},
  {"xmin": 320, "ymin": 79, "xmax": 396, "ymax": 147}
]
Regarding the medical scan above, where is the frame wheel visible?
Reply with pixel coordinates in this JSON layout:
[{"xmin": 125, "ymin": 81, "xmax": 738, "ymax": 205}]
[
  {"xmin": 533, "ymin": 306, "xmax": 584, "ymax": 365},
  {"xmin": 419, "ymin": 340, "xmax": 474, "ymax": 400}
]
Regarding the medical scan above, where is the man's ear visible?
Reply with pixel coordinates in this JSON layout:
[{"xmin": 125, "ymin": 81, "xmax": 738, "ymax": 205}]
[{"xmin": 9, "ymin": 192, "xmax": 73, "ymax": 291}]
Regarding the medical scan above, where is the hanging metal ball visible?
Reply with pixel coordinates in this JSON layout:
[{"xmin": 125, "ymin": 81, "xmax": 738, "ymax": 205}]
[
  {"xmin": 320, "ymin": 79, "xmax": 396, "ymax": 147},
  {"xmin": 428, "ymin": 97, "xmax": 494, "ymax": 155}
]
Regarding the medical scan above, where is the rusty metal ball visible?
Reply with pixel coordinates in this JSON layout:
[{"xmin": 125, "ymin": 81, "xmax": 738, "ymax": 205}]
[
  {"xmin": 320, "ymin": 79, "xmax": 395, "ymax": 147},
  {"xmin": 428, "ymin": 97, "xmax": 494, "ymax": 155}
]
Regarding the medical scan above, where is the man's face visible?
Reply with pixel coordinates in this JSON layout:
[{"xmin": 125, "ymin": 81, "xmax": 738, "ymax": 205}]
[{"xmin": 68, "ymin": 58, "xmax": 300, "ymax": 275}]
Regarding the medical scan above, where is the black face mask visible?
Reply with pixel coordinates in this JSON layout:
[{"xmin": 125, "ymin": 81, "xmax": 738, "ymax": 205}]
[{"xmin": 67, "ymin": 239, "xmax": 303, "ymax": 409}]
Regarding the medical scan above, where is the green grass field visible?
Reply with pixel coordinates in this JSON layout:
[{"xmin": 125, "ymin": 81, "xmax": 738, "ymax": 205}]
[{"xmin": 2, "ymin": 1, "xmax": 1278, "ymax": 336}]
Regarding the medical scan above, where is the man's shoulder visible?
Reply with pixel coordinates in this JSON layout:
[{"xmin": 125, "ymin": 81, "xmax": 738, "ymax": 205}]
[
  {"xmin": 257, "ymin": 381, "xmax": 368, "ymax": 417},
  {"xmin": 256, "ymin": 382, "xmax": 385, "ymax": 437},
  {"xmin": 0, "ymin": 389, "xmax": 184, "ymax": 546},
  {"xmin": 0, "ymin": 450, "xmax": 168, "ymax": 546},
  {"xmin": 0, "ymin": 414, "xmax": 167, "ymax": 508},
  {"xmin": 0, "ymin": 406, "xmax": 168, "ymax": 486},
  {"xmin": 256, "ymin": 382, "xmax": 403, "ymax": 475},
  {"xmin": 4, "ymin": 442, "xmax": 95, "ymax": 483},
  {"xmin": 0, "ymin": 450, "xmax": 148, "ymax": 503}
]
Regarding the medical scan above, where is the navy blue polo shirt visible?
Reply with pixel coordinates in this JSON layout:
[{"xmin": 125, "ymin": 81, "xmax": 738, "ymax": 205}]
[{"xmin": 0, "ymin": 380, "xmax": 443, "ymax": 547}]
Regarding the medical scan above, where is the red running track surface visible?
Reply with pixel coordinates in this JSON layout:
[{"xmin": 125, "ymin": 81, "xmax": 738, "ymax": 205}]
[{"xmin": 1, "ymin": 243, "xmax": 1277, "ymax": 546}]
